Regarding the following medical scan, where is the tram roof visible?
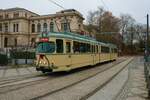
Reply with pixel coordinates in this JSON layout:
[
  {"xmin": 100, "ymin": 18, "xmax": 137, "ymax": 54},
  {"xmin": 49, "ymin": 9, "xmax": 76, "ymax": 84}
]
[{"xmin": 38, "ymin": 32, "xmax": 117, "ymax": 48}]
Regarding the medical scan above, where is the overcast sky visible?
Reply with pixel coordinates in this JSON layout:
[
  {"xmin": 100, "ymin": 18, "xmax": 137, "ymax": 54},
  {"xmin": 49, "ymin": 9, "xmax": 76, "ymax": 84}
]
[{"xmin": 1, "ymin": 0, "xmax": 150, "ymax": 24}]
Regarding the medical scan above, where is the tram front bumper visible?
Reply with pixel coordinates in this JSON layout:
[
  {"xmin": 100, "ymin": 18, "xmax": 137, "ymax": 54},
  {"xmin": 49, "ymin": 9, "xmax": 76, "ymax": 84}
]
[{"xmin": 36, "ymin": 66, "xmax": 52, "ymax": 72}]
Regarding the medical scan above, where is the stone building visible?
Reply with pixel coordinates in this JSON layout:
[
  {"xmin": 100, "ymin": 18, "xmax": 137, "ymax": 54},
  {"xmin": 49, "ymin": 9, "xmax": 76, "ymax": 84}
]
[{"xmin": 0, "ymin": 7, "xmax": 84, "ymax": 49}]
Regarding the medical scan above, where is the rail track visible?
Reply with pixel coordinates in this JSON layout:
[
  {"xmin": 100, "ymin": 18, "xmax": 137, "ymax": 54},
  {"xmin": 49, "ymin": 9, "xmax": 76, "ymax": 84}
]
[
  {"xmin": 31, "ymin": 58, "xmax": 132, "ymax": 100},
  {"xmin": 0, "ymin": 57, "xmax": 129, "ymax": 100}
]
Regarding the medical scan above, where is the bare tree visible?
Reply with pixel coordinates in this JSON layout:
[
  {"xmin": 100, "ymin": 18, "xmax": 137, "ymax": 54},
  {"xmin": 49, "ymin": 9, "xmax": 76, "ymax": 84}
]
[
  {"xmin": 87, "ymin": 7, "xmax": 120, "ymax": 33},
  {"xmin": 120, "ymin": 14, "xmax": 135, "ymax": 34}
]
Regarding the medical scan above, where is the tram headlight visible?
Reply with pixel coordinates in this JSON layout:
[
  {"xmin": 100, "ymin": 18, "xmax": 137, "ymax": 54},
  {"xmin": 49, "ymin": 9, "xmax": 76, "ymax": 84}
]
[
  {"xmin": 39, "ymin": 61, "xmax": 42, "ymax": 64},
  {"xmin": 43, "ymin": 61, "xmax": 46, "ymax": 65}
]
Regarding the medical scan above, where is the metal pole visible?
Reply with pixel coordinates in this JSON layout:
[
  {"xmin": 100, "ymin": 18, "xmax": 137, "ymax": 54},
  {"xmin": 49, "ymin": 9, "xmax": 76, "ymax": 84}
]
[
  {"xmin": 131, "ymin": 25, "xmax": 134, "ymax": 54},
  {"xmin": 145, "ymin": 14, "xmax": 149, "ymax": 62},
  {"xmin": 147, "ymin": 14, "xmax": 149, "ymax": 54}
]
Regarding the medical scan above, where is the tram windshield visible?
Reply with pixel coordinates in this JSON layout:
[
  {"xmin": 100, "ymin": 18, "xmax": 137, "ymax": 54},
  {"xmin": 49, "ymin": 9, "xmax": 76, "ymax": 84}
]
[{"xmin": 36, "ymin": 42, "xmax": 55, "ymax": 53}]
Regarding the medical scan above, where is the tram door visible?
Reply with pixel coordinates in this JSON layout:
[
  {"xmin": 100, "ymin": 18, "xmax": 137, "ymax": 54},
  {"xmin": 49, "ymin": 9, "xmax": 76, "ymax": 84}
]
[
  {"xmin": 66, "ymin": 41, "xmax": 72, "ymax": 67},
  {"xmin": 92, "ymin": 45, "xmax": 96, "ymax": 65}
]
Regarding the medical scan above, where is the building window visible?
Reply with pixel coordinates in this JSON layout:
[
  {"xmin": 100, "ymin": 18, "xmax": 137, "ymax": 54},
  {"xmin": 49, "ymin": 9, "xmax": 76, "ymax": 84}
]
[
  {"xmin": 4, "ymin": 23, "xmax": 8, "ymax": 32},
  {"xmin": 43, "ymin": 23, "xmax": 47, "ymax": 32},
  {"xmin": 4, "ymin": 37, "xmax": 8, "ymax": 47},
  {"xmin": 13, "ymin": 24, "xmax": 16, "ymax": 32},
  {"xmin": 37, "ymin": 23, "xmax": 41, "ymax": 33},
  {"xmin": 0, "ymin": 15, "xmax": 3, "ymax": 19},
  {"xmin": 13, "ymin": 12, "xmax": 19, "ymax": 18},
  {"xmin": 16, "ymin": 24, "xmax": 19, "ymax": 32},
  {"xmin": 13, "ymin": 23, "xmax": 19, "ymax": 32},
  {"xmin": 25, "ymin": 13, "xmax": 27, "ymax": 17},
  {"xmin": 14, "ymin": 38, "xmax": 17, "ymax": 47},
  {"xmin": 61, "ymin": 22, "xmax": 70, "ymax": 32},
  {"xmin": 31, "ymin": 38, "xmax": 35, "ymax": 47},
  {"xmin": 0, "ymin": 23, "xmax": 2, "ymax": 31},
  {"xmin": 50, "ymin": 22, "xmax": 54, "ymax": 32},
  {"xmin": 78, "ymin": 24, "xmax": 81, "ymax": 30},
  {"xmin": 5, "ymin": 14, "xmax": 9, "ymax": 19},
  {"xmin": 32, "ymin": 24, "xmax": 35, "ymax": 33}
]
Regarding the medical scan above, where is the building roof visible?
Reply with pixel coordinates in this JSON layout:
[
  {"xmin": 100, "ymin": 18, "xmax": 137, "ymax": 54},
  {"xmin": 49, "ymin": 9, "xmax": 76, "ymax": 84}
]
[
  {"xmin": 30, "ymin": 9, "xmax": 84, "ymax": 20},
  {"xmin": 0, "ymin": 7, "xmax": 39, "ymax": 16}
]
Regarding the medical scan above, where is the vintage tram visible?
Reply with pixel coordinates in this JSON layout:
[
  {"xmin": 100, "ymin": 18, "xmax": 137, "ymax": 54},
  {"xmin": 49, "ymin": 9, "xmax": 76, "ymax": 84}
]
[{"xmin": 35, "ymin": 32, "xmax": 117, "ymax": 73}]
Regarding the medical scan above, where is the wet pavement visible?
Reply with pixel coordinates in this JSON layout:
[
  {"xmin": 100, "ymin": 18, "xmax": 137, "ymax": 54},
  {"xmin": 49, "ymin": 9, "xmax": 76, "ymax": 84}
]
[
  {"xmin": 88, "ymin": 57, "xmax": 148, "ymax": 100},
  {"xmin": 0, "ymin": 66, "xmax": 37, "ymax": 78}
]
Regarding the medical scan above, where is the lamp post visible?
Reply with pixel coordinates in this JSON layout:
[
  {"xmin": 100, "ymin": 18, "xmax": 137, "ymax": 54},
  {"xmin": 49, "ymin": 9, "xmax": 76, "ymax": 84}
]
[{"xmin": 145, "ymin": 14, "xmax": 149, "ymax": 62}]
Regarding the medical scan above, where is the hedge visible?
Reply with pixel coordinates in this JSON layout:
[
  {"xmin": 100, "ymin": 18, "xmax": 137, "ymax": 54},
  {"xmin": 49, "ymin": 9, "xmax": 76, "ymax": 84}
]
[
  {"xmin": 0, "ymin": 54, "xmax": 8, "ymax": 65},
  {"xmin": 10, "ymin": 51, "xmax": 35, "ymax": 59}
]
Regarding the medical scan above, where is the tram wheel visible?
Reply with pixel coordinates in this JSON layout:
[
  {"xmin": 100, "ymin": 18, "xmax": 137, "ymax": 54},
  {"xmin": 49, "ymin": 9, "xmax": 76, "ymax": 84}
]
[{"xmin": 42, "ymin": 70, "xmax": 46, "ymax": 73}]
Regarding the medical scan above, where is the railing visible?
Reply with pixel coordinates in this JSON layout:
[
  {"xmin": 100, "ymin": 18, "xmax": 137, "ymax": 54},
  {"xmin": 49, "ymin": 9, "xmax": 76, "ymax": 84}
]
[{"xmin": 144, "ymin": 56, "xmax": 150, "ymax": 98}]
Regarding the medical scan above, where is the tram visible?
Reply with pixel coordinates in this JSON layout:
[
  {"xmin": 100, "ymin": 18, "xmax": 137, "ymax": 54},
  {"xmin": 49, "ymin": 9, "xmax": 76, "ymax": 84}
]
[{"xmin": 35, "ymin": 32, "xmax": 118, "ymax": 73}]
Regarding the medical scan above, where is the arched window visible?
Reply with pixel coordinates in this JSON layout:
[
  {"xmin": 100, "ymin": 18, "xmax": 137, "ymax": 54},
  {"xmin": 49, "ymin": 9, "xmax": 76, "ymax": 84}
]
[
  {"xmin": 0, "ymin": 23, "xmax": 2, "ymax": 31},
  {"xmin": 4, "ymin": 37, "xmax": 8, "ymax": 47},
  {"xmin": 31, "ymin": 24, "xmax": 35, "ymax": 33},
  {"xmin": 14, "ymin": 38, "xmax": 17, "ymax": 47},
  {"xmin": 43, "ymin": 23, "xmax": 47, "ymax": 32},
  {"xmin": 37, "ymin": 23, "xmax": 41, "ymax": 33},
  {"xmin": 61, "ymin": 22, "xmax": 70, "ymax": 32},
  {"xmin": 50, "ymin": 22, "xmax": 54, "ymax": 32}
]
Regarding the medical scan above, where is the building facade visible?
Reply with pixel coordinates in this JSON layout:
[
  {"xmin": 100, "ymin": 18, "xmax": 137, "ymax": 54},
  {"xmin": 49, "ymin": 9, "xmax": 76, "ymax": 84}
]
[{"xmin": 0, "ymin": 8, "xmax": 84, "ymax": 49}]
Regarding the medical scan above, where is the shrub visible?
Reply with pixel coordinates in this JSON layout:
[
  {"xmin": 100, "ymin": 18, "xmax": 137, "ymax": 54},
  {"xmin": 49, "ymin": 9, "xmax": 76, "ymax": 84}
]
[
  {"xmin": 0, "ymin": 54, "xmax": 8, "ymax": 65},
  {"xmin": 10, "ymin": 51, "xmax": 35, "ymax": 59}
]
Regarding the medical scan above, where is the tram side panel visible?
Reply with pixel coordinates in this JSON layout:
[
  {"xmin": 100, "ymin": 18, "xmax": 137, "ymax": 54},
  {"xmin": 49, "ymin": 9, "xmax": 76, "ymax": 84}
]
[
  {"xmin": 48, "ymin": 54, "xmax": 72, "ymax": 72},
  {"xmin": 70, "ymin": 53, "xmax": 93, "ymax": 69},
  {"xmin": 100, "ymin": 53, "xmax": 110, "ymax": 62}
]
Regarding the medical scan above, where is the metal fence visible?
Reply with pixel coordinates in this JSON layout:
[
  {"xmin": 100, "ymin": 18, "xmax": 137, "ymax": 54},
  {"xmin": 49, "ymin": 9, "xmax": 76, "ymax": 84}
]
[
  {"xmin": 0, "ymin": 48, "xmax": 35, "ymax": 66},
  {"xmin": 9, "ymin": 49, "xmax": 35, "ymax": 65}
]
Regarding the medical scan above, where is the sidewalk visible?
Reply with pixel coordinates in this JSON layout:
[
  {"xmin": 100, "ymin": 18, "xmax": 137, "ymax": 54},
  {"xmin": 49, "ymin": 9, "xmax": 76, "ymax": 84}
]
[
  {"xmin": 125, "ymin": 57, "xmax": 148, "ymax": 100},
  {"xmin": 0, "ymin": 66, "xmax": 38, "ymax": 78},
  {"xmin": 88, "ymin": 57, "xmax": 148, "ymax": 100}
]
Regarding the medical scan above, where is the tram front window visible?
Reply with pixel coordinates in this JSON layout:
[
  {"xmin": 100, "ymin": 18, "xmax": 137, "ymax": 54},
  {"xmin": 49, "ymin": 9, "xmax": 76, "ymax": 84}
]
[{"xmin": 37, "ymin": 42, "xmax": 55, "ymax": 53}]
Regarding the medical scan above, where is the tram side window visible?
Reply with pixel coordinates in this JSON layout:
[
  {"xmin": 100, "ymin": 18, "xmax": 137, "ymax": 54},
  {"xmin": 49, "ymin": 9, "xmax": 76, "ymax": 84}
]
[
  {"xmin": 37, "ymin": 42, "xmax": 55, "ymax": 53},
  {"xmin": 96, "ymin": 45, "xmax": 99, "ymax": 53},
  {"xmin": 114, "ymin": 48, "xmax": 117, "ymax": 53},
  {"xmin": 90, "ymin": 45, "xmax": 92, "ymax": 52},
  {"xmin": 56, "ymin": 39, "xmax": 64, "ymax": 53},
  {"xmin": 111, "ymin": 48, "xmax": 113, "ymax": 53},
  {"xmin": 73, "ymin": 41, "xmax": 80, "ymax": 53},
  {"xmin": 80, "ymin": 43, "xmax": 86, "ymax": 53},
  {"xmin": 66, "ymin": 42, "xmax": 71, "ymax": 53},
  {"xmin": 94, "ymin": 45, "xmax": 96, "ymax": 53},
  {"xmin": 92, "ymin": 45, "xmax": 95, "ymax": 53},
  {"xmin": 101, "ymin": 46, "xmax": 110, "ymax": 53},
  {"xmin": 87, "ymin": 44, "xmax": 90, "ymax": 52}
]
